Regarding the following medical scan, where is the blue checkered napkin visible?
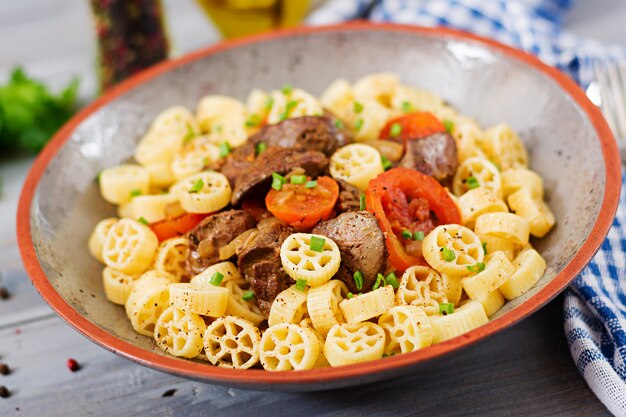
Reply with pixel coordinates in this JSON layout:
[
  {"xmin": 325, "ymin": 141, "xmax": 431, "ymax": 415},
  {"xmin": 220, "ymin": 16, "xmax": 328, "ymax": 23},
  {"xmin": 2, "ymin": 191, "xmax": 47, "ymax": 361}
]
[{"xmin": 306, "ymin": 0, "xmax": 626, "ymax": 87}]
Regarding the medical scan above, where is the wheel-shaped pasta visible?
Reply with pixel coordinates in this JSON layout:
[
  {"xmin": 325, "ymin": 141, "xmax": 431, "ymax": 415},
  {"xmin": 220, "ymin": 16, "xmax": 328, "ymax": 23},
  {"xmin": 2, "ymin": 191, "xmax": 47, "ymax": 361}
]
[
  {"xmin": 457, "ymin": 188, "xmax": 508, "ymax": 228},
  {"xmin": 429, "ymin": 300, "xmax": 489, "ymax": 343},
  {"xmin": 134, "ymin": 131, "xmax": 183, "ymax": 166},
  {"xmin": 268, "ymin": 285, "xmax": 309, "ymax": 327},
  {"xmin": 204, "ymin": 316, "xmax": 261, "ymax": 369},
  {"xmin": 452, "ymin": 157, "xmax": 502, "ymax": 198},
  {"xmin": 339, "ymin": 286, "xmax": 395, "ymax": 323},
  {"xmin": 462, "ymin": 251, "xmax": 515, "ymax": 300},
  {"xmin": 501, "ymin": 168, "xmax": 544, "ymax": 199},
  {"xmin": 378, "ymin": 305, "xmax": 434, "ymax": 355},
  {"xmin": 441, "ymin": 273, "xmax": 463, "ymax": 306},
  {"xmin": 329, "ymin": 144, "xmax": 384, "ymax": 191},
  {"xmin": 450, "ymin": 117, "xmax": 487, "ymax": 162},
  {"xmin": 266, "ymin": 88, "xmax": 324, "ymax": 125},
  {"xmin": 99, "ymin": 164, "xmax": 150, "ymax": 205},
  {"xmin": 169, "ymin": 283, "xmax": 229, "ymax": 317},
  {"xmin": 422, "ymin": 224, "xmax": 484, "ymax": 277},
  {"xmin": 153, "ymin": 237, "xmax": 189, "ymax": 282},
  {"xmin": 481, "ymin": 124, "xmax": 528, "ymax": 170},
  {"xmin": 172, "ymin": 171, "xmax": 231, "ymax": 213},
  {"xmin": 298, "ymin": 318, "xmax": 330, "ymax": 368},
  {"xmin": 145, "ymin": 160, "xmax": 176, "ymax": 188},
  {"xmin": 224, "ymin": 280, "xmax": 265, "ymax": 326},
  {"xmin": 150, "ymin": 106, "xmax": 199, "ymax": 138},
  {"xmin": 190, "ymin": 261, "xmax": 246, "ymax": 287},
  {"xmin": 478, "ymin": 234, "xmax": 516, "ymax": 261},
  {"xmin": 129, "ymin": 193, "xmax": 179, "ymax": 224},
  {"xmin": 102, "ymin": 266, "xmax": 140, "ymax": 305},
  {"xmin": 507, "ymin": 187, "xmax": 555, "ymax": 238},
  {"xmin": 170, "ymin": 142, "xmax": 220, "ymax": 182},
  {"xmin": 324, "ymin": 322, "xmax": 385, "ymax": 367},
  {"xmin": 395, "ymin": 266, "xmax": 449, "ymax": 315},
  {"xmin": 499, "ymin": 248, "xmax": 547, "ymax": 300},
  {"xmin": 88, "ymin": 218, "xmax": 118, "ymax": 263},
  {"xmin": 195, "ymin": 95, "xmax": 246, "ymax": 133},
  {"xmin": 154, "ymin": 307, "xmax": 207, "ymax": 358},
  {"xmin": 307, "ymin": 280, "xmax": 348, "ymax": 335},
  {"xmin": 390, "ymin": 85, "xmax": 444, "ymax": 113},
  {"xmin": 102, "ymin": 219, "xmax": 159, "ymax": 274},
  {"xmin": 474, "ymin": 212, "xmax": 530, "ymax": 246},
  {"xmin": 280, "ymin": 233, "xmax": 341, "ymax": 287},
  {"xmin": 259, "ymin": 323, "xmax": 320, "ymax": 371},
  {"xmin": 125, "ymin": 271, "xmax": 174, "ymax": 336},
  {"xmin": 478, "ymin": 288, "xmax": 505, "ymax": 317},
  {"xmin": 350, "ymin": 99, "xmax": 392, "ymax": 142},
  {"xmin": 353, "ymin": 73, "xmax": 399, "ymax": 107},
  {"xmin": 319, "ymin": 78, "xmax": 354, "ymax": 121}
]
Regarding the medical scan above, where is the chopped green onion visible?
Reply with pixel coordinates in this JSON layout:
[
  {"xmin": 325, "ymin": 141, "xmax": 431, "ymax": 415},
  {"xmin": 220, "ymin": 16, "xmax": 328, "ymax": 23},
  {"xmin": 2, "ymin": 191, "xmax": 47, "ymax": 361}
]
[
  {"xmin": 209, "ymin": 272, "xmax": 224, "ymax": 286},
  {"xmin": 401, "ymin": 101, "xmax": 413, "ymax": 113},
  {"xmin": 482, "ymin": 242, "xmax": 488, "ymax": 254},
  {"xmin": 95, "ymin": 171, "xmax": 102, "ymax": 184},
  {"xmin": 189, "ymin": 179, "xmax": 204, "ymax": 193},
  {"xmin": 137, "ymin": 217, "xmax": 149, "ymax": 226},
  {"xmin": 372, "ymin": 273, "xmax": 386, "ymax": 290},
  {"xmin": 354, "ymin": 117, "xmax": 364, "ymax": 130},
  {"xmin": 219, "ymin": 142, "xmax": 232, "ymax": 158},
  {"xmin": 359, "ymin": 194, "xmax": 366, "ymax": 210},
  {"xmin": 279, "ymin": 100, "xmax": 298, "ymax": 121},
  {"xmin": 334, "ymin": 119, "xmax": 344, "ymax": 129},
  {"xmin": 390, "ymin": 123, "xmax": 402, "ymax": 137},
  {"xmin": 381, "ymin": 155, "xmax": 392, "ymax": 170},
  {"xmin": 255, "ymin": 142, "xmax": 267, "ymax": 156},
  {"xmin": 271, "ymin": 172, "xmax": 286, "ymax": 190},
  {"xmin": 443, "ymin": 119, "xmax": 454, "ymax": 134},
  {"xmin": 465, "ymin": 176, "xmax": 479, "ymax": 190},
  {"xmin": 442, "ymin": 247, "xmax": 456, "ymax": 262},
  {"xmin": 353, "ymin": 101, "xmax": 364, "ymax": 113},
  {"xmin": 265, "ymin": 96, "xmax": 274, "ymax": 110},
  {"xmin": 439, "ymin": 302, "xmax": 454, "ymax": 315},
  {"xmin": 281, "ymin": 83, "xmax": 293, "ymax": 95},
  {"xmin": 347, "ymin": 292, "xmax": 354, "ymax": 299},
  {"xmin": 385, "ymin": 272, "xmax": 399, "ymax": 289},
  {"xmin": 245, "ymin": 114, "xmax": 262, "ymax": 127},
  {"xmin": 202, "ymin": 157, "xmax": 210, "ymax": 166},
  {"xmin": 353, "ymin": 270, "xmax": 364, "ymax": 291},
  {"xmin": 290, "ymin": 175, "xmax": 306, "ymax": 185},
  {"xmin": 467, "ymin": 262, "xmax": 486, "ymax": 273},
  {"xmin": 309, "ymin": 236, "xmax": 325, "ymax": 252},
  {"xmin": 184, "ymin": 122, "xmax": 196, "ymax": 142},
  {"xmin": 129, "ymin": 189, "xmax": 142, "ymax": 198},
  {"xmin": 296, "ymin": 278, "xmax": 307, "ymax": 291},
  {"xmin": 242, "ymin": 291, "xmax": 255, "ymax": 301},
  {"xmin": 401, "ymin": 230, "xmax": 412, "ymax": 240},
  {"xmin": 414, "ymin": 231, "xmax": 425, "ymax": 241},
  {"xmin": 214, "ymin": 124, "xmax": 223, "ymax": 133},
  {"xmin": 305, "ymin": 180, "xmax": 317, "ymax": 189}
]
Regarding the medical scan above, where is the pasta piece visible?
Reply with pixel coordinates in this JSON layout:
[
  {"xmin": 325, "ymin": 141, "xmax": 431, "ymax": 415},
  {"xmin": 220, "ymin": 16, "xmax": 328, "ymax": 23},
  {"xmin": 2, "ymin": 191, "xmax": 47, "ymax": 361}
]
[
  {"xmin": 329, "ymin": 143, "xmax": 384, "ymax": 191},
  {"xmin": 268, "ymin": 285, "xmax": 309, "ymax": 327},
  {"xmin": 499, "ymin": 249, "xmax": 547, "ymax": 300},
  {"xmin": 441, "ymin": 273, "xmax": 463, "ymax": 306},
  {"xmin": 125, "ymin": 271, "xmax": 174, "ymax": 336},
  {"xmin": 378, "ymin": 305, "xmax": 434, "ymax": 355},
  {"xmin": 350, "ymin": 99, "xmax": 392, "ymax": 142},
  {"xmin": 117, "ymin": 202, "xmax": 134, "ymax": 219},
  {"xmin": 224, "ymin": 280, "xmax": 265, "ymax": 326},
  {"xmin": 151, "ymin": 106, "xmax": 199, "ymax": 138},
  {"xmin": 145, "ymin": 160, "xmax": 176, "ymax": 188},
  {"xmin": 246, "ymin": 88, "xmax": 270, "ymax": 118},
  {"xmin": 280, "ymin": 233, "xmax": 341, "ymax": 287},
  {"xmin": 319, "ymin": 78, "xmax": 354, "ymax": 122},
  {"xmin": 501, "ymin": 168, "xmax": 544, "ymax": 199},
  {"xmin": 429, "ymin": 300, "xmax": 488, "ymax": 343},
  {"xmin": 204, "ymin": 316, "xmax": 261, "ymax": 369},
  {"xmin": 431, "ymin": 105, "xmax": 458, "ymax": 122},
  {"xmin": 390, "ymin": 85, "xmax": 444, "ymax": 113},
  {"xmin": 266, "ymin": 88, "xmax": 323, "ymax": 125},
  {"xmin": 474, "ymin": 212, "xmax": 530, "ymax": 246},
  {"xmin": 507, "ymin": 187, "xmax": 555, "ymax": 238},
  {"xmin": 307, "ymin": 280, "xmax": 348, "ymax": 335},
  {"xmin": 134, "ymin": 130, "xmax": 183, "ymax": 166},
  {"xmin": 153, "ymin": 237, "xmax": 189, "ymax": 283},
  {"xmin": 154, "ymin": 307, "xmax": 206, "ymax": 358},
  {"xmin": 102, "ymin": 219, "xmax": 159, "ymax": 274},
  {"xmin": 339, "ymin": 286, "xmax": 395, "ymax": 323},
  {"xmin": 191, "ymin": 261, "xmax": 246, "ymax": 287},
  {"xmin": 299, "ymin": 318, "xmax": 330, "ymax": 368},
  {"xmin": 170, "ymin": 142, "xmax": 220, "ymax": 182},
  {"xmin": 452, "ymin": 157, "xmax": 502, "ymax": 198},
  {"xmin": 462, "ymin": 251, "xmax": 515, "ymax": 300},
  {"xmin": 396, "ymin": 266, "xmax": 449, "ymax": 315},
  {"xmin": 324, "ymin": 322, "xmax": 385, "ymax": 367},
  {"xmin": 169, "ymin": 283, "xmax": 229, "ymax": 316},
  {"xmin": 450, "ymin": 116, "xmax": 487, "ymax": 162},
  {"xmin": 172, "ymin": 171, "xmax": 231, "ymax": 213},
  {"xmin": 458, "ymin": 187, "xmax": 508, "ymax": 228},
  {"xmin": 129, "ymin": 193, "xmax": 179, "ymax": 224},
  {"xmin": 259, "ymin": 323, "xmax": 320, "ymax": 371},
  {"xmin": 479, "ymin": 234, "xmax": 516, "ymax": 261},
  {"xmin": 422, "ymin": 224, "xmax": 484, "ymax": 277},
  {"xmin": 196, "ymin": 95, "xmax": 246, "ymax": 133},
  {"xmin": 99, "ymin": 164, "xmax": 150, "ymax": 205},
  {"xmin": 477, "ymin": 288, "xmax": 505, "ymax": 317},
  {"xmin": 102, "ymin": 266, "xmax": 140, "ymax": 305},
  {"xmin": 353, "ymin": 73, "xmax": 399, "ymax": 107},
  {"xmin": 481, "ymin": 124, "xmax": 528, "ymax": 170},
  {"xmin": 88, "ymin": 218, "xmax": 118, "ymax": 263}
]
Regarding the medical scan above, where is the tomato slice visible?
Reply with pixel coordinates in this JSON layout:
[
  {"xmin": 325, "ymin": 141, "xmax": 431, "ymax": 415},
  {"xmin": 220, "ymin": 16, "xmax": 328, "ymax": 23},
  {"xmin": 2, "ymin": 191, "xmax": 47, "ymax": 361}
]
[
  {"xmin": 150, "ymin": 212, "xmax": 209, "ymax": 242},
  {"xmin": 366, "ymin": 167, "xmax": 461, "ymax": 271},
  {"xmin": 379, "ymin": 111, "xmax": 446, "ymax": 141},
  {"xmin": 266, "ymin": 176, "xmax": 339, "ymax": 230}
]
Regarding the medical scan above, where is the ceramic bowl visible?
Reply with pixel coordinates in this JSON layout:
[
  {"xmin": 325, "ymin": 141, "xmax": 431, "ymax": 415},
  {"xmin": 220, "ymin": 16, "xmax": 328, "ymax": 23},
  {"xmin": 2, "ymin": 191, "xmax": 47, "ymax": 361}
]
[{"xmin": 17, "ymin": 23, "xmax": 621, "ymax": 391}]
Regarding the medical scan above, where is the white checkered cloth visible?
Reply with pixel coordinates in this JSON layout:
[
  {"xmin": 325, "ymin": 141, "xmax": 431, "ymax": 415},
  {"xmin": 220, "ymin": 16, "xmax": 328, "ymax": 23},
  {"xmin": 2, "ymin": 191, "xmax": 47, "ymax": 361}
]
[{"xmin": 308, "ymin": 2, "xmax": 626, "ymax": 415}]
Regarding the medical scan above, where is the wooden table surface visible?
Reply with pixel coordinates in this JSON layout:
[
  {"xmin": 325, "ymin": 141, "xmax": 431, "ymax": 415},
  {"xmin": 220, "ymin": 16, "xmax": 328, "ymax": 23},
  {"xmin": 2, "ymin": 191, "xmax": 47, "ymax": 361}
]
[{"xmin": 1, "ymin": 1, "xmax": 625, "ymax": 416}]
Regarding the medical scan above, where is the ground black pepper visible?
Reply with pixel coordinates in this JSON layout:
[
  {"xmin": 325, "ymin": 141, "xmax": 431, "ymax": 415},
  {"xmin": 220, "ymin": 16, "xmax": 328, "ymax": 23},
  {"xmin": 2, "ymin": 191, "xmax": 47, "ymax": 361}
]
[
  {"xmin": 0, "ymin": 287, "xmax": 10, "ymax": 300},
  {"xmin": 162, "ymin": 388, "xmax": 177, "ymax": 397},
  {"xmin": 0, "ymin": 385, "xmax": 10, "ymax": 398},
  {"xmin": 0, "ymin": 363, "xmax": 10, "ymax": 375}
]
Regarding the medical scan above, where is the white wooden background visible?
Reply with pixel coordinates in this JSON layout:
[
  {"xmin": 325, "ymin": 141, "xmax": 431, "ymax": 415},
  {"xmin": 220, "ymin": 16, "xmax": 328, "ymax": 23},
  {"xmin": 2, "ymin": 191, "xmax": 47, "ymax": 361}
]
[{"xmin": 0, "ymin": 1, "xmax": 625, "ymax": 416}]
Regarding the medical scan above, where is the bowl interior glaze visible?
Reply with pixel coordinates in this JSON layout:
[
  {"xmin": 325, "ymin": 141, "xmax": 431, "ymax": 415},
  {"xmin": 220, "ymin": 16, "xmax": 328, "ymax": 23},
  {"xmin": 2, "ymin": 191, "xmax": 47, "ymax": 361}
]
[{"xmin": 20, "ymin": 24, "xmax": 620, "ymax": 391}]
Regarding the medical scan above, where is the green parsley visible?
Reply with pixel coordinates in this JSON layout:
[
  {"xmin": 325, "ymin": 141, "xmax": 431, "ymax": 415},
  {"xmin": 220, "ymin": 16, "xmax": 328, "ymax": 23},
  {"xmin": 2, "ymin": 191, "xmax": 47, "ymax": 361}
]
[
  {"xmin": 385, "ymin": 272, "xmax": 399, "ymax": 289},
  {"xmin": 401, "ymin": 230, "xmax": 413, "ymax": 240},
  {"xmin": 347, "ymin": 292, "xmax": 354, "ymax": 299},
  {"xmin": 372, "ymin": 273, "xmax": 386, "ymax": 290},
  {"xmin": 401, "ymin": 100, "xmax": 413, "ymax": 113},
  {"xmin": 271, "ymin": 172, "xmax": 286, "ymax": 190},
  {"xmin": 482, "ymin": 242, "xmax": 488, "ymax": 254},
  {"xmin": 414, "ymin": 231, "xmax": 425, "ymax": 241},
  {"xmin": 467, "ymin": 262, "xmax": 486, "ymax": 273},
  {"xmin": 443, "ymin": 119, "xmax": 454, "ymax": 134},
  {"xmin": 242, "ymin": 291, "xmax": 255, "ymax": 301},
  {"xmin": 137, "ymin": 216, "xmax": 149, "ymax": 226},
  {"xmin": 390, "ymin": 123, "xmax": 402, "ymax": 137},
  {"xmin": 209, "ymin": 272, "xmax": 224, "ymax": 286},
  {"xmin": 439, "ymin": 303, "xmax": 454, "ymax": 315},
  {"xmin": 265, "ymin": 96, "xmax": 274, "ymax": 110},
  {"xmin": 184, "ymin": 122, "xmax": 197, "ymax": 142},
  {"xmin": 353, "ymin": 270, "xmax": 364, "ymax": 291},
  {"xmin": 305, "ymin": 180, "xmax": 317, "ymax": 189},
  {"xmin": 353, "ymin": 101, "xmax": 364, "ymax": 113},
  {"xmin": 354, "ymin": 117, "xmax": 364, "ymax": 130},
  {"xmin": 281, "ymin": 83, "xmax": 293, "ymax": 95},
  {"xmin": 188, "ymin": 179, "xmax": 204, "ymax": 193},
  {"xmin": 359, "ymin": 194, "xmax": 366, "ymax": 210},
  {"xmin": 255, "ymin": 142, "xmax": 267, "ymax": 156},
  {"xmin": 290, "ymin": 175, "xmax": 306, "ymax": 185},
  {"xmin": 245, "ymin": 114, "xmax": 262, "ymax": 128},
  {"xmin": 296, "ymin": 278, "xmax": 307, "ymax": 291},
  {"xmin": 334, "ymin": 119, "xmax": 344, "ymax": 129},
  {"xmin": 279, "ymin": 100, "xmax": 298, "ymax": 121},
  {"xmin": 465, "ymin": 176, "xmax": 479, "ymax": 190},
  {"xmin": 219, "ymin": 142, "xmax": 232, "ymax": 158},
  {"xmin": 381, "ymin": 155, "xmax": 392, "ymax": 170},
  {"xmin": 129, "ymin": 189, "xmax": 142, "ymax": 198},
  {"xmin": 442, "ymin": 247, "xmax": 456, "ymax": 262},
  {"xmin": 309, "ymin": 236, "xmax": 325, "ymax": 252}
]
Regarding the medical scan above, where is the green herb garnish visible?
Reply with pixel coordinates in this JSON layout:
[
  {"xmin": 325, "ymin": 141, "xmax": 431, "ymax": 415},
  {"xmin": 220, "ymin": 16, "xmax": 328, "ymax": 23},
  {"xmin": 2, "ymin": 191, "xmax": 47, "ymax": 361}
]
[
  {"xmin": 129, "ymin": 189, "xmax": 142, "ymax": 198},
  {"xmin": 271, "ymin": 172, "xmax": 286, "ymax": 190},
  {"xmin": 189, "ymin": 179, "xmax": 204, "ymax": 193},
  {"xmin": 219, "ymin": 142, "xmax": 231, "ymax": 158},
  {"xmin": 305, "ymin": 180, "xmax": 317, "ymax": 189},
  {"xmin": 290, "ymin": 175, "xmax": 306, "ymax": 185},
  {"xmin": 381, "ymin": 155, "xmax": 392, "ymax": 170},
  {"xmin": 334, "ymin": 119, "xmax": 344, "ymax": 129},
  {"xmin": 443, "ymin": 119, "xmax": 454, "ymax": 134},
  {"xmin": 442, "ymin": 247, "xmax": 456, "ymax": 262},
  {"xmin": 354, "ymin": 117, "xmax": 364, "ymax": 130},
  {"xmin": 467, "ymin": 262, "xmax": 486, "ymax": 273},
  {"xmin": 390, "ymin": 123, "xmax": 402, "ymax": 137},
  {"xmin": 385, "ymin": 272, "xmax": 399, "ymax": 289},
  {"xmin": 309, "ymin": 236, "xmax": 325, "ymax": 252},
  {"xmin": 242, "ymin": 291, "xmax": 255, "ymax": 301},
  {"xmin": 279, "ymin": 100, "xmax": 298, "ymax": 121},
  {"xmin": 414, "ymin": 231, "xmax": 425, "ymax": 241},
  {"xmin": 296, "ymin": 279, "xmax": 307, "ymax": 291},
  {"xmin": 482, "ymin": 242, "xmax": 488, "ymax": 254},
  {"xmin": 359, "ymin": 194, "xmax": 366, "ymax": 210},
  {"xmin": 281, "ymin": 83, "xmax": 293, "ymax": 95},
  {"xmin": 245, "ymin": 114, "xmax": 262, "ymax": 128},
  {"xmin": 465, "ymin": 176, "xmax": 479, "ymax": 190},
  {"xmin": 372, "ymin": 273, "xmax": 386, "ymax": 290},
  {"xmin": 401, "ymin": 230, "xmax": 413, "ymax": 240},
  {"xmin": 255, "ymin": 142, "xmax": 267, "ymax": 156},
  {"xmin": 439, "ymin": 303, "xmax": 454, "ymax": 315},
  {"xmin": 353, "ymin": 101, "xmax": 364, "ymax": 113},
  {"xmin": 401, "ymin": 101, "xmax": 413, "ymax": 113},
  {"xmin": 209, "ymin": 272, "xmax": 224, "ymax": 286},
  {"xmin": 353, "ymin": 270, "xmax": 364, "ymax": 291},
  {"xmin": 137, "ymin": 217, "xmax": 149, "ymax": 226}
]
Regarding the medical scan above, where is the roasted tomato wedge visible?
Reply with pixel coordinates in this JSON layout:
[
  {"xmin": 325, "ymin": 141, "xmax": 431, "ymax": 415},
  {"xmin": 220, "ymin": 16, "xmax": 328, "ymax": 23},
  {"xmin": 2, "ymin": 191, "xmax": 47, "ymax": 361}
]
[
  {"xmin": 266, "ymin": 176, "xmax": 339, "ymax": 230},
  {"xmin": 150, "ymin": 212, "xmax": 209, "ymax": 242},
  {"xmin": 379, "ymin": 111, "xmax": 446, "ymax": 141},
  {"xmin": 366, "ymin": 167, "xmax": 461, "ymax": 271}
]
